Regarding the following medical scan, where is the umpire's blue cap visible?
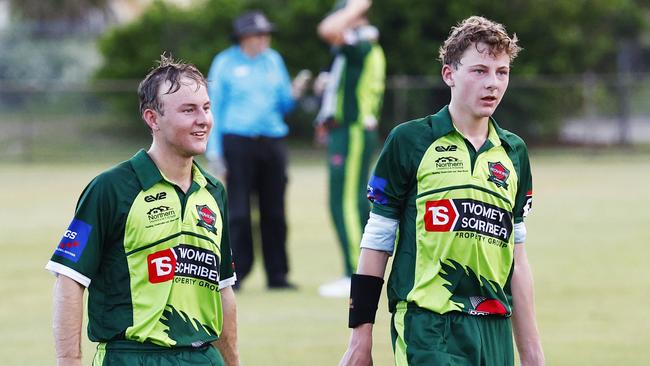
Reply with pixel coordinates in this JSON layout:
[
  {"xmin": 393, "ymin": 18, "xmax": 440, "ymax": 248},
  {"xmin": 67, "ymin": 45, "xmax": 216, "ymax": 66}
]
[{"xmin": 232, "ymin": 10, "xmax": 275, "ymax": 38}]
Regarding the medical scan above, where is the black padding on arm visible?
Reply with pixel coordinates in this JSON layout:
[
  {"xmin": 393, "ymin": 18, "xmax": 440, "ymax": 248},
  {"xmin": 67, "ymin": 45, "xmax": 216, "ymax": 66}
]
[{"xmin": 348, "ymin": 274, "xmax": 384, "ymax": 328}]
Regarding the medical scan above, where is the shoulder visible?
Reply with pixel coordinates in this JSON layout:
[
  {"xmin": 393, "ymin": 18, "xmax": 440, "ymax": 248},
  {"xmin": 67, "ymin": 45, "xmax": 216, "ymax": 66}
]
[
  {"xmin": 264, "ymin": 49, "xmax": 286, "ymax": 67},
  {"xmin": 91, "ymin": 160, "xmax": 134, "ymax": 189},
  {"xmin": 388, "ymin": 116, "xmax": 434, "ymax": 143},
  {"xmin": 212, "ymin": 47, "xmax": 239, "ymax": 66},
  {"xmin": 499, "ymin": 128, "xmax": 529, "ymax": 155},
  {"xmin": 196, "ymin": 165, "xmax": 227, "ymax": 199},
  {"xmin": 76, "ymin": 160, "xmax": 139, "ymax": 209}
]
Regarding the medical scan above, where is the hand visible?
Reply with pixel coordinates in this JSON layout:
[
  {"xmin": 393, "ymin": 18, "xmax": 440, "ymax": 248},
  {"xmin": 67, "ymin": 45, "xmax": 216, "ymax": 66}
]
[
  {"xmin": 314, "ymin": 125, "xmax": 328, "ymax": 147},
  {"xmin": 347, "ymin": 0, "xmax": 372, "ymax": 14},
  {"xmin": 292, "ymin": 69, "xmax": 312, "ymax": 99},
  {"xmin": 339, "ymin": 324, "xmax": 373, "ymax": 366}
]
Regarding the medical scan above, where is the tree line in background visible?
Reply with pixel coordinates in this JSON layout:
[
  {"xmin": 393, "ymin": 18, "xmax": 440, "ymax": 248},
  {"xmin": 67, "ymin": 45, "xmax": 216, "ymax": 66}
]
[{"xmin": 6, "ymin": 0, "xmax": 650, "ymax": 143}]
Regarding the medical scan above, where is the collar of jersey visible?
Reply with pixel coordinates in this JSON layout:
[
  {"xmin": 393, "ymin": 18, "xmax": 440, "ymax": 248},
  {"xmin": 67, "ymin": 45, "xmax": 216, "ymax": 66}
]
[
  {"xmin": 129, "ymin": 149, "xmax": 219, "ymax": 190},
  {"xmin": 430, "ymin": 105, "xmax": 514, "ymax": 150}
]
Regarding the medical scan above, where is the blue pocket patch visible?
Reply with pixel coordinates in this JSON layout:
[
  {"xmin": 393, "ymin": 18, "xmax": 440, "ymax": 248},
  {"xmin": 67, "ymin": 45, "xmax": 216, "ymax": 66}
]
[
  {"xmin": 367, "ymin": 175, "xmax": 389, "ymax": 205},
  {"xmin": 54, "ymin": 219, "xmax": 92, "ymax": 263}
]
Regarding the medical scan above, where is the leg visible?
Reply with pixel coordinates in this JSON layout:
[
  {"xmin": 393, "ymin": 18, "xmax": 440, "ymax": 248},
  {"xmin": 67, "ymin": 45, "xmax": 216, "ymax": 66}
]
[
  {"xmin": 223, "ymin": 135, "xmax": 256, "ymax": 285},
  {"xmin": 257, "ymin": 137, "xmax": 291, "ymax": 287}
]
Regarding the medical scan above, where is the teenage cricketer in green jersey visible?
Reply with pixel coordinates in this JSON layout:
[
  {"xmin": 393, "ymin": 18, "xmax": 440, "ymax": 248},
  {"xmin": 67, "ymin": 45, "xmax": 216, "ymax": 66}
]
[
  {"xmin": 316, "ymin": 0, "xmax": 386, "ymax": 298},
  {"xmin": 47, "ymin": 55, "xmax": 240, "ymax": 366},
  {"xmin": 340, "ymin": 16, "xmax": 545, "ymax": 365}
]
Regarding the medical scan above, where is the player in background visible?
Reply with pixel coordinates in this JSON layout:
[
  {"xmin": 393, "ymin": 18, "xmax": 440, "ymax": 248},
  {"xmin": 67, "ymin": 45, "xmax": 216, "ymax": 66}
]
[
  {"xmin": 206, "ymin": 10, "xmax": 310, "ymax": 290},
  {"xmin": 339, "ymin": 16, "xmax": 545, "ymax": 365},
  {"xmin": 315, "ymin": 0, "xmax": 386, "ymax": 298},
  {"xmin": 47, "ymin": 55, "xmax": 239, "ymax": 366}
]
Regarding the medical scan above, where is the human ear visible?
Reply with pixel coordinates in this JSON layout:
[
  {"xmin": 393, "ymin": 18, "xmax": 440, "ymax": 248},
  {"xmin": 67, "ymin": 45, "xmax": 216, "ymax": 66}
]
[
  {"xmin": 442, "ymin": 65, "xmax": 454, "ymax": 87},
  {"xmin": 143, "ymin": 109, "xmax": 160, "ymax": 131}
]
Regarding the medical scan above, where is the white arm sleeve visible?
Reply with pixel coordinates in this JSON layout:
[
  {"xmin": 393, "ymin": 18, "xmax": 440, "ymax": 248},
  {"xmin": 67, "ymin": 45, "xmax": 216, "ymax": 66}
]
[
  {"xmin": 359, "ymin": 212, "xmax": 399, "ymax": 255},
  {"xmin": 514, "ymin": 222, "xmax": 527, "ymax": 244}
]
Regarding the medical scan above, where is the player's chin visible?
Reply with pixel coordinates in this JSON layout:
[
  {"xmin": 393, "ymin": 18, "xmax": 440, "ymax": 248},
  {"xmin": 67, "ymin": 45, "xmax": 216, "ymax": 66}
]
[{"xmin": 185, "ymin": 142, "xmax": 208, "ymax": 156}]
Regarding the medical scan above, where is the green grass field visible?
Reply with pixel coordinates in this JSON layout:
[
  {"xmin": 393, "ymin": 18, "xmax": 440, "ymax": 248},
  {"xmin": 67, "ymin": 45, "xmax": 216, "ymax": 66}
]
[{"xmin": 1, "ymin": 149, "xmax": 649, "ymax": 365}]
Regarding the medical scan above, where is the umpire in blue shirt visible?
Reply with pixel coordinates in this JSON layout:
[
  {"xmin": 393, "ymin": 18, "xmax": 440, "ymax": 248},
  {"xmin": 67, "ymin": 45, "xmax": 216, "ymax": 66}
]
[{"xmin": 206, "ymin": 10, "xmax": 309, "ymax": 290}]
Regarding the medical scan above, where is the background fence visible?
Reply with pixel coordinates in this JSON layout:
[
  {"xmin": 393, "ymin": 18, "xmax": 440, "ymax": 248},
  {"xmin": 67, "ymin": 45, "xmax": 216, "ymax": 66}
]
[{"xmin": 2, "ymin": 73, "xmax": 650, "ymax": 162}]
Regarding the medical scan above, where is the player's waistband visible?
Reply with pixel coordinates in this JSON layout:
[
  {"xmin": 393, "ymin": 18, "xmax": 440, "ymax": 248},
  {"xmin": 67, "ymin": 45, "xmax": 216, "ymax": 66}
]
[{"xmin": 101, "ymin": 339, "xmax": 212, "ymax": 352}]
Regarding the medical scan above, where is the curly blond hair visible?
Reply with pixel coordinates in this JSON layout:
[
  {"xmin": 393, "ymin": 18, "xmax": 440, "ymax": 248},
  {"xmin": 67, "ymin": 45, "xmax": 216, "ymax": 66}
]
[{"xmin": 439, "ymin": 16, "xmax": 521, "ymax": 68}]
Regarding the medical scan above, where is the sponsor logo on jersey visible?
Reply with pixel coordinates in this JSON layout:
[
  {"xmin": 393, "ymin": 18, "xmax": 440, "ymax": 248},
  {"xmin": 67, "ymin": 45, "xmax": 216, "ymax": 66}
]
[
  {"xmin": 523, "ymin": 190, "xmax": 533, "ymax": 218},
  {"xmin": 487, "ymin": 161, "xmax": 509, "ymax": 189},
  {"xmin": 54, "ymin": 219, "xmax": 92, "ymax": 263},
  {"xmin": 435, "ymin": 156, "xmax": 464, "ymax": 171},
  {"xmin": 144, "ymin": 191, "xmax": 167, "ymax": 202},
  {"xmin": 469, "ymin": 296, "xmax": 508, "ymax": 316},
  {"xmin": 148, "ymin": 245, "xmax": 221, "ymax": 285},
  {"xmin": 424, "ymin": 199, "xmax": 512, "ymax": 241},
  {"xmin": 146, "ymin": 205, "xmax": 177, "ymax": 227},
  {"xmin": 435, "ymin": 144, "xmax": 458, "ymax": 152},
  {"xmin": 148, "ymin": 248, "xmax": 177, "ymax": 283},
  {"xmin": 196, "ymin": 205, "xmax": 217, "ymax": 234},
  {"xmin": 367, "ymin": 175, "xmax": 388, "ymax": 205}
]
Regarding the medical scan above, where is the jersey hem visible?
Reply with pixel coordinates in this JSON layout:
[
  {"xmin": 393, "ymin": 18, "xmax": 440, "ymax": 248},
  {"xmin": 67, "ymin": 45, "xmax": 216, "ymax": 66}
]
[{"xmin": 45, "ymin": 261, "xmax": 91, "ymax": 287}]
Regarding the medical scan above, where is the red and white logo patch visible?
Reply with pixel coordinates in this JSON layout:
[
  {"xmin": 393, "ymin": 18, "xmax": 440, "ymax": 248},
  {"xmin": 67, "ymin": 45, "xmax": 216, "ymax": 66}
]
[
  {"xmin": 147, "ymin": 248, "xmax": 177, "ymax": 283},
  {"xmin": 424, "ymin": 199, "xmax": 459, "ymax": 232}
]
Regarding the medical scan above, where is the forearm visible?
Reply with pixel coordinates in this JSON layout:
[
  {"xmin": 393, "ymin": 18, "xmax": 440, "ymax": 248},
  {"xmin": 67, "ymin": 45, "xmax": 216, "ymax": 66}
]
[
  {"xmin": 214, "ymin": 287, "xmax": 239, "ymax": 366},
  {"xmin": 356, "ymin": 248, "xmax": 390, "ymax": 278},
  {"xmin": 52, "ymin": 275, "xmax": 85, "ymax": 366},
  {"xmin": 511, "ymin": 245, "xmax": 545, "ymax": 365},
  {"xmin": 318, "ymin": 0, "xmax": 371, "ymax": 45}
]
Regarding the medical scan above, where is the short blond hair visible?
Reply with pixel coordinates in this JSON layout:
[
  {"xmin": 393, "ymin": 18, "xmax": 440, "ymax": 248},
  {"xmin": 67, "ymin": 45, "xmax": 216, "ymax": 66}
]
[
  {"xmin": 439, "ymin": 16, "xmax": 521, "ymax": 68},
  {"xmin": 138, "ymin": 53, "xmax": 207, "ymax": 117}
]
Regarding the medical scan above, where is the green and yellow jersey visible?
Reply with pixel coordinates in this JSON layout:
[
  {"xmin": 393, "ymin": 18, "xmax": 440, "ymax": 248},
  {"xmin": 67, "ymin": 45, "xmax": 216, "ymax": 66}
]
[
  {"xmin": 335, "ymin": 38, "xmax": 385, "ymax": 128},
  {"xmin": 46, "ymin": 150, "xmax": 235, "ymax": 348},
  {"xmin": 367, "ymin": 106, "xmax": 533, "ymax": 316}
]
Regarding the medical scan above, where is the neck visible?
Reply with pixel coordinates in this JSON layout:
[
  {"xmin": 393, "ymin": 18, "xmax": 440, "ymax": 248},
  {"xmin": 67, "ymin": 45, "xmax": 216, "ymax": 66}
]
[
  {"xmin": 147, "ymin": 143, "xmax": 194, "ymax": 192},
  {"xmin": 448, "ymin": 102, "xmax": 490, "ymax": 150},
  {"xmin": 240, "ymin": 43, "xmax": 261, "ymax": 58}
]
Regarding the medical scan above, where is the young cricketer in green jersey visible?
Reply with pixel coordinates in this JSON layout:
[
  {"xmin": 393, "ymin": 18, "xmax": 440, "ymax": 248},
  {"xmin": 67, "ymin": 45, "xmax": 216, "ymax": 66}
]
[
  {"xmin": 47, "ymin": 55, "xmax": 240, "ymax": 366},
  {"xmin": 340, "ymin": 16, "xmax": 545, "ymax": 366}
]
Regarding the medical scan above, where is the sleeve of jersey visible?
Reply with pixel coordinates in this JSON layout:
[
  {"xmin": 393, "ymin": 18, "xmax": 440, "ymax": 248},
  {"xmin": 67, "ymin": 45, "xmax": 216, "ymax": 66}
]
[
  {"xmin": 45, "ymin": 177, "xmax": 113, "ymax": 288},
  {"xmin": 367, "ymin": 127, "xmax": 412, "ymax": 220},
  {"xmin": 217, "ymin": 188, "xmax": 236, "ymax": 289},
  {"xmin": 272, "ymin": 53, "xmax": 296, "ymax": 115},
  {"xmin": 512, "ymin": 140, "xmax": 533, "ymax": 225},
  {"xmin": 513, "ymin": 141, "xmax": 533, "ymax": 244}
]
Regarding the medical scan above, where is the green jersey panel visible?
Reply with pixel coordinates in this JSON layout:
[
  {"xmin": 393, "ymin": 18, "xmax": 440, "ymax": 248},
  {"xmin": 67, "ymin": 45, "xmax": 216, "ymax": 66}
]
[
  {"xmin": 336, "ymin": 40, "xmax": 386, "ymax": 127},
  {"xmin": 367, "ymin": 106, "xmax": 533, "ymax": 316},
  {"xmin": 47, "ymin": 150, "xmax": 235, "ymax": 348}
]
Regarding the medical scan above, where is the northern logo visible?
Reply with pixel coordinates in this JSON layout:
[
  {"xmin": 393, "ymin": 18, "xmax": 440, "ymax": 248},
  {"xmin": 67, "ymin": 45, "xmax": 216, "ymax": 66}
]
[
  {"xmin": 435, "ymin": 156, "xmax": 464, "ymax": 171},
  {"xmin": 424, "ymin": 199, "xmax": 512, "ymax": 241},
  {"xmin": 144, "ymin": 192, "xmax": 167, "ymax": 202},
  {"xmin": 196, "ymin": 205, "xmax": 217, "ymax": 234},
  {"xmin": 146, "ymin": 205, "xmax": 177, "ymax": 227},
  {"xmin": 435, "ymin": 144, "xmax": 458, "ymax": 152},
  {"xmin": 487, "ymin": 162, "xmax": 509, "ymax": 189}
]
